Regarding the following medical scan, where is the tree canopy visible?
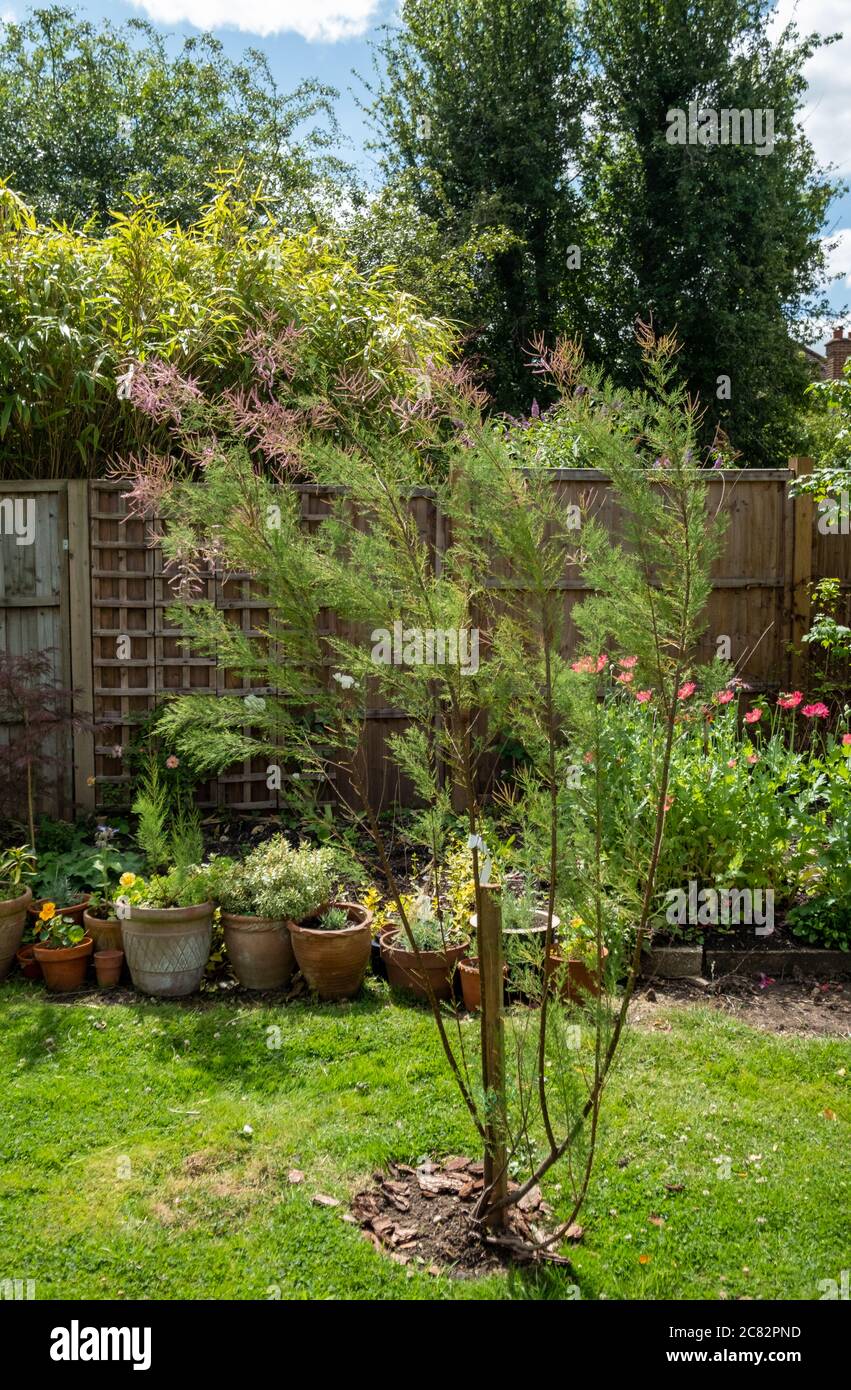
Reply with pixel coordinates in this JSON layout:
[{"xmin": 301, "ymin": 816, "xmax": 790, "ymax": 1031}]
[
  {"xmin": 362, "ymin": 0, "xmax": 843, "ymax": 464},
  {"xmin": 0, "ymin": 4, "xmax": 345, "ymax": 228}
]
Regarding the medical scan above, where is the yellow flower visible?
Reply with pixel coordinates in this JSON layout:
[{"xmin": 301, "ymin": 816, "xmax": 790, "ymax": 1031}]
[
  {"xmin": 570, "ymin": 914, "xmax": 585, "ymax": 930},
  {"xmin": 39, "ymin": 902, "xmax": 56, "ymax": 921},
  {"xmin": 119, "ymin": 872, "xmax": 136, "ymax": 888}
]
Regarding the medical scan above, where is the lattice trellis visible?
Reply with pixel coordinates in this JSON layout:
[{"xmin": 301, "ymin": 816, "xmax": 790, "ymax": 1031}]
[{"xmin": 87, "ymin": 482, "xmax": 433, "ymax": 812}]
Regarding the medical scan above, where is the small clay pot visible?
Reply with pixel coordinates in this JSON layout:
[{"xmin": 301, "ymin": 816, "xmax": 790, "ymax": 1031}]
[
  {"xmin": 0, "ymin": 887, "xmax": 33, "ymax": 981},
  {"xmin": 221, "ymin": 913, "xmax": 295, "ymax": 991},
  {"xmin": 29, "ymin": 895, "xmax": 90, "ymax": 927},
  {"xmin": 546, "ymin": 945, "xmax": 609, "ymax": 1003},
  {"xmin": 289, "ymin": 902, "xmax": 373, "ymax": 1001},
  {"xmin": 83, "ymin": 910, "xmax": 124, "ymax": 955},
  {"xmin": 16, "ymin": 942, "xmax": 42, "ymax": 980},
  {"xmin": 94, "ymin": 948, "xmax": 124, "ymax": 988},
  {"xmin": 381, "ymin": 929, "xmax": 470, "ymax": 1002},
  {"xmin": 33, "ymin": 935, "xmax": 93, "ymax": 993}
]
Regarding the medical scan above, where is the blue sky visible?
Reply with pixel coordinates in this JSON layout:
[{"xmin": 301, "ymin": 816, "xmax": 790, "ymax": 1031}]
[{"xmin": 2, "ymin": 0, "xmax": 849, "ymax": 343}]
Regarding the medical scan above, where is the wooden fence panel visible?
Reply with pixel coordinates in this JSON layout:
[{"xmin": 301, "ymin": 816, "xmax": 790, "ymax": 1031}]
[
  {"xmin": 2, "ymin": 467, "xmax": 840, "ymax": 820},
  {"xmin": 0, "ymin": 482, "xmax": 72, "ymax": 819}
]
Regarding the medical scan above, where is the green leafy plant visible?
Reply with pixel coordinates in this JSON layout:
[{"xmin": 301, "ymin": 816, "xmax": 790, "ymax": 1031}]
[
  {"xmin": 788, "ymin": 743, "xmax": 851, "ymax": 950},
  {"xmin": 33, "ymin": 865, "xmax": 83, "ymax": 909},
  {"xmin": 32, "ymin": 907, "xmax": 86, "ymax": 951},
  {"xmin": 390, "ymin": 895, "xmax": 467, "ymax": 953},
  {"xmin": 0, "ymin": 169, "xmax": 453, "ymax": 481},
  {"xmin": 120, "ymin": 865, "xmax": 212, "ymax": 910},
  {"xmin": 131, "ymin": 750, "xmax": 204, "ymax": 874},
  {"xmin": 0, "ymin": 845, "xmax": 36, "ymax": 900},
  {"xmin": 238, "ymin": 838, "xmax": 341, "ymax": 923},
  {"xmin": 131, "ymin": 754, "xmax": 171, "ymax": 870},
  {"xmin": 801, "ymin": 579, "xmax": 851, "ymax": 706},
  {"xmin": 310, "ymin": 906, "xmax": 351, "ymax": 933}
]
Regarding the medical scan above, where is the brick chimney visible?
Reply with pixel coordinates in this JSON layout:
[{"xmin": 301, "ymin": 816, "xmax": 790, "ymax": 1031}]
[{"xmin": 824, "ymin": 326, "xmax": 851, "ymax": 379}]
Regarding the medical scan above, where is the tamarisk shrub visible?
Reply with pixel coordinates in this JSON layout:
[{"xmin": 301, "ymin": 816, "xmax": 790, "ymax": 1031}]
[{"xmin": 118, "ymin": 320, "xmax": 723, "ymax": 1249}]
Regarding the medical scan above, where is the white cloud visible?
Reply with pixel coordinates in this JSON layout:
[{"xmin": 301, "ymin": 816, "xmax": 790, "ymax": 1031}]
[
  {"xmin": 769, "ymin": 1, "xmax": 851, "ymax": 172},
  {"xmin": 129, "ymin": 0, "xmax": 381, "ymax": 44},
  {"xmin": 821, "ymin": 227, "xmax": 851, "ymax": 289}
]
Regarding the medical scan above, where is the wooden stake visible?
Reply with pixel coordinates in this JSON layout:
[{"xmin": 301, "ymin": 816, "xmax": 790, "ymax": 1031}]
[
  {"xmin": 478, "ymin": 884, "xmax": 507, "ymax": 1225},
  {"xmin": 67, "ymin": 480, "xmax": 95, "ymax": 812},
  {"xmin": 789, "ymin": 456, "xmax": 814, "ymax": 690}
]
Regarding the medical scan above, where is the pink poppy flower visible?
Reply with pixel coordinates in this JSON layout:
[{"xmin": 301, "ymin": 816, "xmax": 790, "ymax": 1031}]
[
  {"xmin": 583, "ymin": 750, "xmax": 594, "ymax": 764},
  {"xmin": 615, "ymin": 671, "xmax": 634, "ymax": 684},
  {"xmin": 802, "ymin": 703, "xmax": 830, "ymax": 719},
  {"xmin": 746, "ymin": 753, "xmax": 760, "ymax": 765},
  {"xmin": 744, "ymin": 708, "xmax": 763, "ymax": 724},
  {"xmin": 842, "ymin": 733, "xmax": 851, "ymax": 747},
  {"xmin": 727, "ymin": 758, "xmax": 737, "ymax": 768},
  {"xmin": 777, "ymin": 691, "xmax": 803, "ymax": 710},
  {"xmin": 714, "ymin": 690, "xmax": 735, "ymax": 705},
  {"xmin": 166, "ymin": 755, "xmax": 180, "ymax": 768},
  {"xmin": 664, "ymin": 795, "xmax": 674, "ymax": 812},
  {"xmin": 619, "ymin": 656, "xmax": 638, "ymax": 669},
  {"xmin": 677, "ymin": 681, "xmax": 696, "ymax": 700},
  {"xmin": 635, "ymin": 690, "xmax": 652, "ymax": 704}
]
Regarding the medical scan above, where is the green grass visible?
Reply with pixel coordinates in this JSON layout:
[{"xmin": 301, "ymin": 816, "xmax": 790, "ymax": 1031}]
[{"xmin": 0, "ymin": 978, "xmax": 848, "ymax": 1300}]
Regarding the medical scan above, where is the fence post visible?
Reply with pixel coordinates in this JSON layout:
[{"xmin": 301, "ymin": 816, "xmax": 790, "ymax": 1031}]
[
  {"xmin": 478, "ymin": 884, "xmax": 508, "ymax": 1225},
  {"xmin": 788, "ymin": 456, "xmax": 814, "ymax": 690},
  {"xmin": 66, "ymin": 480, "xmax": 95, "ymax": 811}
]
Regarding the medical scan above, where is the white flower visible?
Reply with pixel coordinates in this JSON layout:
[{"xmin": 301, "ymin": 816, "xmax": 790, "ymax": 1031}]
[
  {"xmin": 332, "ymin": 671, "xmax": 356, "ymax": 690},
  {"xmin": 242, "ymin": 1124, "xmax": 253, "ymax": 1137}
]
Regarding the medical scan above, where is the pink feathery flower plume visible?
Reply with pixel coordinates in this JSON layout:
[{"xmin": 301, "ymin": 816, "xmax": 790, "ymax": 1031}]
[
  {"xmin": 240, "ymin": 317, "xmax": 303, "ymax": 391},
  {"xmin": 119, "ymin": 360, "xmax": 202, "ymax": 424}
]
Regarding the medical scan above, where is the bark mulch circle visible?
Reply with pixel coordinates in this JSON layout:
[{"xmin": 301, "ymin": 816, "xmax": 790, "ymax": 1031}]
[{"xmin": 350, "ymin": 1157, "xmax": 580, "ymax": 1276}]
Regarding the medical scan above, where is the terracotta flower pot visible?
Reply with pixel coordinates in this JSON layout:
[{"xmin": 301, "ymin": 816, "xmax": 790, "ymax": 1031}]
[
  {"xmin": 29, "ymin": 895, "xmax": 90, "ymax": 926},
  {"xmin": 381, "ymin": 929, "xmax": 470, "ymax": 1002},
  {"xmin": 458, "ymin": 955, "xmax": 508, "ymax": 1012},
  {"xmin": 121, "ymin": 902, "xmax": 213, "ymax": 998},
  {"xmin": 0, "ymin": 887, "xmax": 32, "ymax": 981},
  {"xmin": 546, "ymin": 945, "xmax": 609, "ymax": 1003},
  {"xmin": 94, "ymin": 948, "xmax": 124, "ymax": 988},
  {"xmin": 33, "ymin": 935, "xmax": 93, "ymax": 993},
  {"xmin": 16, "ymin": 942, "xmax": 42, "ymax": 980},
  {"xmin": 222, "ymin": 913, "xmax": 295, "ymax": 990},
  {"xmin": 289, "ymin": 902, "xmax": 373, "ymax": 1001},
  {"xmin": 83, "ymin": 910, "xmax": 124, "ymax": 955}
]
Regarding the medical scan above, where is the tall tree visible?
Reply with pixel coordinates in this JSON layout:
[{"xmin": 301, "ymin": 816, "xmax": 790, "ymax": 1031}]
[
  {"xmin": 361, "ymin": 0, "xmax": 588, "ymax": 411},
  {"xmin": 0, "ymin": 5, "xmax": 345, "ymax": 228},
  {"xmin": 582, "ymin": 0, "xmax": 842, "ymax": 466}
]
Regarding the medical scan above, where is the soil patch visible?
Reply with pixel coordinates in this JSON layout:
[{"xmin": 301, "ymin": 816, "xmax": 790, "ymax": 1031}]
[
  {"xmin": 350, "ymin": 1157, "xmax": 579, "ymax": 1276},
  {"xmin": 631, "ymin": 975, "xmax": 851, "ymax": 1037}
]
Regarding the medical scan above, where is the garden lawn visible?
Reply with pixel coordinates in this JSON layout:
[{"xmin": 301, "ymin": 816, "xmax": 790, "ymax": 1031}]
[{"xmin": 0, "ymin": 980, "xmax": 847, "ymax": 1301}]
